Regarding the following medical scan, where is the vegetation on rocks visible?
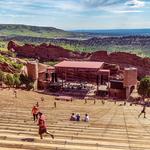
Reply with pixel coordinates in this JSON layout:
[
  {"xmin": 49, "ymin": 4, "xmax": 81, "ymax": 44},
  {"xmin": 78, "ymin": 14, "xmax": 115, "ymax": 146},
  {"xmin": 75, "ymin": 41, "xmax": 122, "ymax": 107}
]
[
  {"xmin": 138, "ymin": 76, "xmax": 150, "ymax": 100},
  {"xmin": 0, "ymin": 54, "xmax": 23, "ymax": 71}
]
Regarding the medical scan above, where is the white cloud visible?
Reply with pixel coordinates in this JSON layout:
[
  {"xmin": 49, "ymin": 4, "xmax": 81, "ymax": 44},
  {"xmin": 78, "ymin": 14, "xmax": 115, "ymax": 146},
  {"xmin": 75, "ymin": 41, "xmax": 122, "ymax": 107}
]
[
  {"xmin": 113, "ymin": 10, "xmax": 143, "ymax": 13},
  {"xmin": 125, "ymin": 0, "xmax": 145, "ymax": 8}
]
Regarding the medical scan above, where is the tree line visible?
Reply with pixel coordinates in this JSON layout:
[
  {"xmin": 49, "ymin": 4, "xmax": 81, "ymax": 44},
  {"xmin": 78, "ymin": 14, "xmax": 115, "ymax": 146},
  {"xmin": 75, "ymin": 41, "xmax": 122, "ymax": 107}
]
[{"xmin": 0, "ymin": 71, "xmax": 34, "ymax": 90}]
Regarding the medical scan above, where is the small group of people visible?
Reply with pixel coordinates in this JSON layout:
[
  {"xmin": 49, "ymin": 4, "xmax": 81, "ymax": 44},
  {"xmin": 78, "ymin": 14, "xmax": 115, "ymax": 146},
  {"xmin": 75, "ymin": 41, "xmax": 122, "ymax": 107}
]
[
  {"xmin": 70, "ymin": 113, "xmax": 89, "ymax": 122},
  {"xmin": 31, "ymin": 102, "xmax": 54, "ymax": 139}
]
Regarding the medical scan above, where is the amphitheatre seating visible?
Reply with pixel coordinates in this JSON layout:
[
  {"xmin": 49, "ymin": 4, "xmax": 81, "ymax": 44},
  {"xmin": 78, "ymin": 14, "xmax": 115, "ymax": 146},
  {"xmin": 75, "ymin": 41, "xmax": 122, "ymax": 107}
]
[{"xmin": 0, "ymin": 89, "xmax": 150, "ymax": 149}]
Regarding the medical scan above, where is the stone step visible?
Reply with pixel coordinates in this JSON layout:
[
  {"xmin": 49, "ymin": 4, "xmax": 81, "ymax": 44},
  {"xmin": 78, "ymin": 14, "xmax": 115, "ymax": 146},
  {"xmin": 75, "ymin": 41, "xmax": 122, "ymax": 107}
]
[
  {"xmin": 0, "ymin": 139, "xmax": 131, "ymax": 150},
  {"xmin": 0, "ymin": 147, "xmax": 30, "ymax": 150},
  {"xmin": 1, "ymin": 129, "xmax": 150, "ymax": 147},
  {"xmin": 0, "ymin": 125, "xmax": 149, "ymax": 141}
]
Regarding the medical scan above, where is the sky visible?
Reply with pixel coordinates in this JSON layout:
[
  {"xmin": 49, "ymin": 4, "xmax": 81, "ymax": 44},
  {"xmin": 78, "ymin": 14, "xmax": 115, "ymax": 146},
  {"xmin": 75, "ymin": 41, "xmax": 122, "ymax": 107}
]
[{"xmin": 0, "ymin": 0, "xmax": 150, "ymax": 30}]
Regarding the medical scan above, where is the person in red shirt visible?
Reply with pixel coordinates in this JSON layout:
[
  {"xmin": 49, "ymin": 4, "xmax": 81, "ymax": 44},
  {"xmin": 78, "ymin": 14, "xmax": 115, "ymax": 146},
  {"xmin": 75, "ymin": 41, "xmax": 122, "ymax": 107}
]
[
  {"xmin": 32, "ymin": 105, "xmax": 39, "ymax": 122},
  {"xmin": 37, "ymin": 112, "xmax": 54, "ymax": 139}
]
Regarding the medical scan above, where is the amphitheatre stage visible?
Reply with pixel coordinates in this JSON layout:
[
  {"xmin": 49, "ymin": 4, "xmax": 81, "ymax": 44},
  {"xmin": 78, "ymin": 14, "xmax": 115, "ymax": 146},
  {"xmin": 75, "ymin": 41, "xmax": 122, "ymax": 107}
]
[{"xmin": 0, "ymin": 89, "xmax": 150, "ymax": 150}]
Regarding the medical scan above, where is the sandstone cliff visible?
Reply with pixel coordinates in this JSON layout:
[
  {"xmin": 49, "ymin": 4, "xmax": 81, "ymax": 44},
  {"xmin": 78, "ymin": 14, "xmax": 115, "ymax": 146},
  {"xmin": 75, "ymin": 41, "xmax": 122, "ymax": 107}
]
[
  {"xmin": 8, "ymin": 41, "xmax": 85, "ymax": 61},
  {"xmin": 8, "ymin": 41, "xmax": 150, "ymax": 78},
  {"xmin": 89, "ymin": 51, "xmax": 150, "ymax": 78}
]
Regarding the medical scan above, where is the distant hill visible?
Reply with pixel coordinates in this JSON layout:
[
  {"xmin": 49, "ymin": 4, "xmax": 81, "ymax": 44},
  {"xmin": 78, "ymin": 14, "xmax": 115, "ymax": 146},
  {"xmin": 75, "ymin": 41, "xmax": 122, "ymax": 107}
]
[
  {"xmin": 0, "ymin": 24, "xmax": 84, "ymax": 38},
  {"xmin": 1, "ymin": 24, "xmax": 150, "ymax": 57},
  {"xmin": 1, "ymin": 24, "xmax": 150, "ymax": 38}
]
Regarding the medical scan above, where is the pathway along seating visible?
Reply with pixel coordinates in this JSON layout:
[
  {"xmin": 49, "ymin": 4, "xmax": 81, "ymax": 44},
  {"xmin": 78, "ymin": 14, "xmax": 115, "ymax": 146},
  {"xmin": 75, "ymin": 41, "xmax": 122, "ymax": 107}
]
[
  {"xmin": 0, "ymin": 89, "xmax": 150, "ymax": 150},
  {"xmin": 55, "ymin": 96, "xmax": 73, "ymax": 101}
]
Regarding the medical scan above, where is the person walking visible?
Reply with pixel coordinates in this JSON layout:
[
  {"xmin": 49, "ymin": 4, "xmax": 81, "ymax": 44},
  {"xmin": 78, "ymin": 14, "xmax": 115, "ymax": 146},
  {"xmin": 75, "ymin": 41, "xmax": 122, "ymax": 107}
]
[
  {"xmin": 138, "ymin": 104, "xmax": 146, "ymax": 118},
  {"xmin": 37, "ymin": 112, "xmax": 54, "ymax": 139},
  {"xmin": 32, "ymin": 105, "xmax": 39, "ymax": 122}
]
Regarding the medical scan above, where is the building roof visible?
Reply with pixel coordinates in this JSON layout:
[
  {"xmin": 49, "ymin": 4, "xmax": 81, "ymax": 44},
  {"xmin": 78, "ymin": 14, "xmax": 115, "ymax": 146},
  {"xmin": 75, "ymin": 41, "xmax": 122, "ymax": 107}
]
[{"xmin": 55, "ymin": 61, "xmax": 104, "ymax": 69}]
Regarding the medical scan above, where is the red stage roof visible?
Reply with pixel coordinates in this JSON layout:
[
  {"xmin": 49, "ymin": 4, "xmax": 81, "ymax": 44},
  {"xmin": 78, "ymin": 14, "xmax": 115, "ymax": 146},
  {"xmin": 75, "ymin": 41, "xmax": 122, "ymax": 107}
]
[{"xmin": 55, "ymin": 61, "xmax": 104, "ymax": 69}]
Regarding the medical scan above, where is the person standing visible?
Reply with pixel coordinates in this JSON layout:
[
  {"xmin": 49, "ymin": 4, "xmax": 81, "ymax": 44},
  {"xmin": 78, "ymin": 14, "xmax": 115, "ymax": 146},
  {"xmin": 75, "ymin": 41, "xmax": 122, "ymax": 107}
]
[
  {"xmin": 37, "ymin": 112, "xmax": 54, "ymax": 139},
  {"xmin": 14, "ymin": 89, "xmax": 17, "ymax": 98},
  {"xmin": 54, "ymin": 102, "xmax": 56, "ymax": 108},
  {"xmin": 36, "ymin": 102, "xmax": 39, "ymax": 107}
]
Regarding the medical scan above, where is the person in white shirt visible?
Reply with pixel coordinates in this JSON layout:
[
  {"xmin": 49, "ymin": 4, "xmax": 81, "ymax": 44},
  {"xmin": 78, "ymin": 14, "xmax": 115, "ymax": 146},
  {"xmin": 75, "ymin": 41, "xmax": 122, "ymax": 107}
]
[{"xmin": 83, "ymin": 114, "xmax": 89, "ymax": 122}]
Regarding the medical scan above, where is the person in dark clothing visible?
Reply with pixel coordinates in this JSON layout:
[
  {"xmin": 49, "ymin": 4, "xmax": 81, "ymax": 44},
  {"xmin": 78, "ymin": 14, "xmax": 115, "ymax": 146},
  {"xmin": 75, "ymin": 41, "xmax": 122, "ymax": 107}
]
[
  {"xmin": 54, "ymin": 102, "xmax": 56, "ymax": 108},
  {"xmin": 76, "ymin": 114, "xmax": 80, "ymax": 121},
  {"xmin": 14, "ymin": 90, "xmax": 17, "ymax": 98},
  {"xmin": 138, "ymin": 104, "xmax": 146, "ymax": 118},
  {"xmin": 36, "ymin": 102, "xmax": 39, "ymax": 107}
]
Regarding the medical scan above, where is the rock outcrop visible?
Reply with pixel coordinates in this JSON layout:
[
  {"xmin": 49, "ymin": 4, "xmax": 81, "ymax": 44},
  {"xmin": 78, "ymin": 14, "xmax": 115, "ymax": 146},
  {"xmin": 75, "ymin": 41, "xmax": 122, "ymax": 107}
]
[
  {"xmin": 89, "ymin": 51, "xmax": 150, "ymax": 78},
  {"xmin": 8, "ymin": 41, "xmax": 86, "ymax": 61},
  {"xmin": 8, "ymin": 41, "xmax": 150, "ymax": 78}
]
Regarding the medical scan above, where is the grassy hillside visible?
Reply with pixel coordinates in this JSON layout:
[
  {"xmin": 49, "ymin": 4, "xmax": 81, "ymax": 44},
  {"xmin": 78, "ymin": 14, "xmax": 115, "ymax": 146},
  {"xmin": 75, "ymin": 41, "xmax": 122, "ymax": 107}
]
[
  {"xmin": 0, "ymin": 24, "xmax": 84, "ymax": 38},
  {"xmin": 0, "ymin": 24, "xmax": 150, "ymax": 57}
]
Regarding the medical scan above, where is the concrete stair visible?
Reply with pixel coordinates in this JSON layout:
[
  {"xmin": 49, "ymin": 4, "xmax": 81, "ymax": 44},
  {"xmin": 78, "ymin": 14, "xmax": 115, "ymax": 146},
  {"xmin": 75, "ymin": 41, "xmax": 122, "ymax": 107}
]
[{"xmin": 0, "ymin": 89, "xmax": 150, "ymax": 150}]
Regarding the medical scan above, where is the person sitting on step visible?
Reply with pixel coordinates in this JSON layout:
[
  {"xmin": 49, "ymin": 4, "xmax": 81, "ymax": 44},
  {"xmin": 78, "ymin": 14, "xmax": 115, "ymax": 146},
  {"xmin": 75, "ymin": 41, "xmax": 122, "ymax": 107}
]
[
  {"xmin": 76, "ymin": 113, "xmax": 80, "ymax": 121},
  {"xmin": 83, "ymin": 113, "xmax": 89, "ymax": 122},
  {"xmin": 70, "ymin": 113, "xmax": 76, "ymax": 121}
]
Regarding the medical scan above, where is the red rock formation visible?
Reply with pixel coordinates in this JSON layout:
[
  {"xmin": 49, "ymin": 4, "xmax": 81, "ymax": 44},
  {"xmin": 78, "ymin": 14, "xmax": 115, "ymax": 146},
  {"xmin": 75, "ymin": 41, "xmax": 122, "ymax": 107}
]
[
  {"xmin": 8, "ymin": 41, "xmax": 150, "ymax": 78},
  {"xmin": 7, "ymin": 41, "xmax": 85, "ymax": 60},
  {"xmin": 90, "ymin": 51, "xmax": 150, "ymax": 78}
]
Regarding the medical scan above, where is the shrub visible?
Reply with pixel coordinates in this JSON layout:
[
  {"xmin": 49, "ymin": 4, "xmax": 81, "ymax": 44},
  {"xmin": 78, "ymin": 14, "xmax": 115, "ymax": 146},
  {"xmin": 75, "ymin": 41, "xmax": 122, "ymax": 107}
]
[
  {"xmin": 0, "ymin": 71, "xmax": 5, "ymax": 82},
  {"xmin": 20, "ymin": 74, "xmax": 34, "ymax": 90},
  {"xmin": 4, "ymin": 74, "xmax": 14, "ymax": 87},
  {"xmin": 138, "ymin": 76, "xmax": 150, "ymax": 100},
  {"xmin": 13, "ymin": 73, "xmax": 21, "ymax": 87}
]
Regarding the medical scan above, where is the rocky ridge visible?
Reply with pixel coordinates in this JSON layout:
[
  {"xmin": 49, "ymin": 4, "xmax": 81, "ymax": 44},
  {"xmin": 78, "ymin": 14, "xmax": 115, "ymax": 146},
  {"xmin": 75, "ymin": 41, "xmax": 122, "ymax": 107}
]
[{"xmin": 7, "ymin": 41, "xmax": 150, "ymax": 78}]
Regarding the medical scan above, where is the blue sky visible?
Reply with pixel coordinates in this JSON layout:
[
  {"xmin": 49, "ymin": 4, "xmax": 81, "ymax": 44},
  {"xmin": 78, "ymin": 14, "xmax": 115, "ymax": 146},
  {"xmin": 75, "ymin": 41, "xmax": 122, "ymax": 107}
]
[{"xmin": 0, "ymin": 0, "xmax": 150, "ymax": 29}]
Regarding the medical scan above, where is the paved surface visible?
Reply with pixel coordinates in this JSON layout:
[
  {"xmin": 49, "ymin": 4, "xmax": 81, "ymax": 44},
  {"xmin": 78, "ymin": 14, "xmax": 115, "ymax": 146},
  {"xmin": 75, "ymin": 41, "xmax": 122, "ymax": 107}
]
[{"xmin": 0, "ymin": 89, "xmax": 150, "ymax": 150}]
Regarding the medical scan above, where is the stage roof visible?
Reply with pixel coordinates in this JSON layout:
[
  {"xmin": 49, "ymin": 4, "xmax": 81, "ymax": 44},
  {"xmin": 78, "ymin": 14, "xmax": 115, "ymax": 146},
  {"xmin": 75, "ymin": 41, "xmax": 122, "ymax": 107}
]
[{"xmin": 55, "ymin": 61, "xmax": 104, "ymax": 69}]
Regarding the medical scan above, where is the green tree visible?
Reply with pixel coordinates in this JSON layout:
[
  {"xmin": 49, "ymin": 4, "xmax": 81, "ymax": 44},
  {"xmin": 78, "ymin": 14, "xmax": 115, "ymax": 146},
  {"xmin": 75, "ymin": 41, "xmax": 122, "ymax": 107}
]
[
  {"xmin": 4, "ymin": 74, "xmax": 14, "ymax": 87},
  {"xmin": 138, "ymin": 76, "xmax": 150, "ymax": 101},
  {"xmin": 13, "ymin": 74, "xmax": 21, "ymax": 87}
]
